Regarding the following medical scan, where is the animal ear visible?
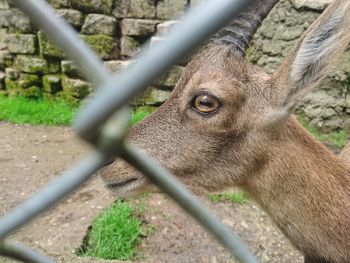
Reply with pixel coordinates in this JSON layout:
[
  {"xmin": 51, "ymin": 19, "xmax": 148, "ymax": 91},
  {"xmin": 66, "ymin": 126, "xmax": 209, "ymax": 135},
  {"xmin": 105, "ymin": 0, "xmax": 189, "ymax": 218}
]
[{"xmin": 272, "ymin": 0, "xmax": 350, "ymax": 108}]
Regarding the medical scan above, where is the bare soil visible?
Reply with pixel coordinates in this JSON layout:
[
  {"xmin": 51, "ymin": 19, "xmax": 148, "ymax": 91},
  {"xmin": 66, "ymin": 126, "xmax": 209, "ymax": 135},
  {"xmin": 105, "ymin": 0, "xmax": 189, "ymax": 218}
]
[{"xmin": 0, "ymin": 122, "xmax": 303, "ymax": 263}]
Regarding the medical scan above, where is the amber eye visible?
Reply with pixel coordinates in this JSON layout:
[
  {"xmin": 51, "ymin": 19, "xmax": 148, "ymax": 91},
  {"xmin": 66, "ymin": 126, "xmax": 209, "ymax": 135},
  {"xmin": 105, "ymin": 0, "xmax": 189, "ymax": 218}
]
[{"xmin": 192, "ymin": 94, "xmax": 220, "ymax": 114}]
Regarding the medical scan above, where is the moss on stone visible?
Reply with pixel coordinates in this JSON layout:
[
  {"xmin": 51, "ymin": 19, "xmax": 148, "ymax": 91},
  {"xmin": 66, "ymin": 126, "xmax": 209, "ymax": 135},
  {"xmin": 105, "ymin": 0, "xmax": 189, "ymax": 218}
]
[
  {"xmin": 15, "ymin": 55, "xmax": 60, "ymax": 74},
  {"xmin": 18, "ymin": 74, "xmax": 40, "ymax": 89},
  {"xmin": 61, "ymin": 60, "xmax": 81, "ymax": 78},
  {"xmin": 120, "ymin": 36, "xmax": 141, "ymax": 57},
  {"xmin": 55, "ymin": 91, "xmax": 80, "ymax": 106},
  {"xmin": 5, "ymin": 78, "xmax": 42, "ymax": 99},
  {"xmin": 42, "ymin": 74, "xmax": 62, "ymax": 94},
  {"xmin": 5, "ymin": 68, "xmax": 19, "ymax": 80},
  {"xmin": 62, "ymin": 75, "xmax": 92, "ymax": 99},
  {"xmin": 46, "ymin": 60, "xmax": 61, "ymax": 74},
  {"xmin": 47, "ymin": 0, "xmax": 71, "ymax": 8},
  {"xmin": 80, "ymin": 34, "xmax": 116, "ymax": 59},
  {"xmin": 19, "ymin": 86, "xmax": 42, "ymax": 99},
  {"xmin": 5, "ymin": 78, "xmax": 19, "ymax": 94},
  {"xmin": 38, "ymin": 31, "xmax": 65, "ymax": 59},
  {"xmin": 131, "ymin": 87, "xmax": 170, "ymax": 106},
  {"xmin": 15, "ymin": 55, "xmax": 47, "ymax": 74}
]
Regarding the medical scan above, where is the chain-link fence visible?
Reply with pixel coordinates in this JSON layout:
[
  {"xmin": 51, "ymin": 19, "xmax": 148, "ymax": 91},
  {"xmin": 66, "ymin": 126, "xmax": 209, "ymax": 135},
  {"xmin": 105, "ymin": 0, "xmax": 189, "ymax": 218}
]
[{"xmin": 0, "ymin": 0, "xmax": 259, "ymax": 262}]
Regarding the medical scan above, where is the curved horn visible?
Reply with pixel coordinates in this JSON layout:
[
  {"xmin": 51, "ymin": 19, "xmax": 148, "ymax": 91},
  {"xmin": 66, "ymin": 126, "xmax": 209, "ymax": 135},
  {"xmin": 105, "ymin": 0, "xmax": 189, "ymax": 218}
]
[{"xmin": 211, "ymin": 0, "xmax": 279, "ymax": 53}]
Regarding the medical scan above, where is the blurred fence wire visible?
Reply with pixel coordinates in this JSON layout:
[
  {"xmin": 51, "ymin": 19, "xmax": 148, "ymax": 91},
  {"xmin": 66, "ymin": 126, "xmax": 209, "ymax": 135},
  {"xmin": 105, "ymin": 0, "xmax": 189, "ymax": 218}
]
[{"xmin": 0, "ymin": 0, "xmax": 259, "ymax": 262}]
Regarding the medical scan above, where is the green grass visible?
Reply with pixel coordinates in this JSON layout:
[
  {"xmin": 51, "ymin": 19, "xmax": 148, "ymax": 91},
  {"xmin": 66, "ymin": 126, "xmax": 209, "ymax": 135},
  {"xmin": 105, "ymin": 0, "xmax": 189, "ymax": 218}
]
[
  {"xmin": 81, "ymin": 200, "xmax": 142, "ymax": 260},
  {"xmin": 209, "ymin": 191, "xmax": 248, "ymax": 204},
  {"xmin": 298, "ymin": 116, "xmax": 347, "ymax": 149},
  {"xmin": 0, "ymin": 95, "xmax": 154, "ymax": 127},
  {"xmin": 130, "ymin": 106, "xmax": 155, "ymax": 125},
  {"xmin": 0, "ymin": 95, "xmax": 77, "ymax": 125}
]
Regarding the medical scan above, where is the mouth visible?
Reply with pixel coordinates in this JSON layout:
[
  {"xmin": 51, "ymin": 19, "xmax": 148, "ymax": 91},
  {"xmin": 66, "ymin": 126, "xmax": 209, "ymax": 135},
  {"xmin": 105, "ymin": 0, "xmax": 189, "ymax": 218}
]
[
  {"xmin": 105, "ymin": 177, "xmax": 143, "ymax": 198},
  {"xmin": 107, "ymin": 177, "xmax": 138, "ymax": 190}
]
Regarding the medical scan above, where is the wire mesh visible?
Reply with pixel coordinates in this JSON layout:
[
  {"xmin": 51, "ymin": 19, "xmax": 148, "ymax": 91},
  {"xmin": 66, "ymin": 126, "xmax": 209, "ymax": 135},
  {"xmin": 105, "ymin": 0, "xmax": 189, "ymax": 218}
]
[{"xmin": 0, "ymin": 0, "xmax": 259, "ymax": 262}]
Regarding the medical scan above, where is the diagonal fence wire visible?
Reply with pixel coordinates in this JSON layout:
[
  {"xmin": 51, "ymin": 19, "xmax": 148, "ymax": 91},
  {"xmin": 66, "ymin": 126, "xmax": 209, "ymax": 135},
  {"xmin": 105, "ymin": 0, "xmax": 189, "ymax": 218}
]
[
  {"xmin": 0, "ymin": 0, "xmax": 259, "ymax": 262},
  {"xmin": 0, "ymin": 240, "xmax": 54, "ymax": 263}
]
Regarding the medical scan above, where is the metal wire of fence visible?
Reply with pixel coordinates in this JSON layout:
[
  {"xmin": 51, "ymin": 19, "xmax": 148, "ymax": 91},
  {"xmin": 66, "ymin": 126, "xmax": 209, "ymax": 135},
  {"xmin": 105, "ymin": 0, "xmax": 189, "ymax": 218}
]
[{"xmin": 0, "ymin": 0, "xmax": 259, "ymax": 262}]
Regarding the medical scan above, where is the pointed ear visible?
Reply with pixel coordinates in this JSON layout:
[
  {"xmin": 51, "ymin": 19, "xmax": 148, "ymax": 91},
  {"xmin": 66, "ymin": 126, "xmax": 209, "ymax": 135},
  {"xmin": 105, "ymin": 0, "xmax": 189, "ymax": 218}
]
[{"xmin": 272, "ymin": 0, "xmax": 350, "ymax": 107}]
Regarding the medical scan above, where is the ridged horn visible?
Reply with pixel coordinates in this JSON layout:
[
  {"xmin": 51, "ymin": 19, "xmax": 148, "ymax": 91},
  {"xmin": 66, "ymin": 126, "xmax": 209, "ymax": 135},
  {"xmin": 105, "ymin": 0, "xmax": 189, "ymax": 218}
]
[{"xmin": 211, "ymin": 0, "xmax": 279, "ymax": 53}]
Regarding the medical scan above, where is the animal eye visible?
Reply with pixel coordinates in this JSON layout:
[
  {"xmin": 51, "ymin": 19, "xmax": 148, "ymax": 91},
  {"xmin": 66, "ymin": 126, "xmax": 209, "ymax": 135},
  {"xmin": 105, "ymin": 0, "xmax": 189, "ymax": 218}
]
[{"xmin": 192, "ymin": 94, "xmax": 220, "ymax": 114}]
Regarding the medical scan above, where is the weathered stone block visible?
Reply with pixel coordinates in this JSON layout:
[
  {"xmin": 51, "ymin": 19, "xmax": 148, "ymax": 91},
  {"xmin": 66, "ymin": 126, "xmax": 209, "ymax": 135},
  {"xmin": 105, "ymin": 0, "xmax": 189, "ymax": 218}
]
[
  {"xmin": 255, "ymin": 55, "xmax": 282, "ymax": 73},
  {"xmin": 120, "ymin": 36, "xmax": 141, "ymax": 57},
  {"xmin": 5, "ymin": 67, "xmax": 19, "ymax": 80},
  {"xmin": 81, "ymin": 34, "xmax": 117, "ymax": 59},
  {"xmin": 275, "ymin": 26, "xmax": 304, "ymax": 41},
  {"xmin": 290, "ymin": 0, "xmax": 331, "ymax": 10},
  {"xmin": 15, "ymin": 56, "xmax": 46, "ymax": 74},
  {"xmin": 0, "ymin": 28, "xmax": 8, "ymax": 50},
  {"xmin": 156, "ymin": 20, "xmax": 178, "ymax": 35},
  {"xmin": 43, "ymin": 74, "xmax": 62, "ymax": 94},
  {"xmin": 82, "ymin": 14, "xmax": 117, "ymax": 36},
  {"xmin": 113, "ymin": 0, "xmax": 156, "ymax": 18},
  {"xmin": 15, "ymin": 55, "xmax": 60, "ymax": 74},
  {"xmin": 47, "ymin": 0, "xmax": 70, "ymax": 8},
  {"xmin": 104, "ymin": 60, "xmax": 133, "ymax": 72},
  {"xmin": 38, "ymin": 31, "xmax": 65, "ymax": 59},
  {"xmin": 18, "ymin": 73, "xmax": 40, "ymax": 89},
  {"xmin": 298, "ymin": 78, "xmax": 347, "ymax": 131},
  {"xmin": 262, "ymin": 40, "xmax": 283, "ymax": 56},
  {"xmin": 71, "ymin": 0, "xmax": 113, "ymax": 14},
  {"xmin": 5, "ymin": 34, "xmax": 36, "ymax": 54},
  {"xmin": 0, "ymin": 0, "xmax": 9, "ymax": 10},
  {"xmin": 134, "ymin": 105, "xmax": 157, "ymax": 114},
  {"xmin": 156, "ymin": 0, "xmax": 187, "ymax": 20},
  {"xmin": 121, "ymin": 19, "xmax": 158, "ymax": 36},
  {"xmin": 61, "ymin": 60, "xmax": 81, "ymax": 77},
  {"xmin": 0, "ymin": 51, "xmax": 12, "ymax": 70},
  {"xmin": 131, "ymin": 87, "xmax": 171, "ymax": 105},
  {"xmin": 0, "ymin": 9, "xmax": 32, "ymax": 33},
  {"xmin": 56, "ymin": 9, "xmax": 83, "ymax": 28},
  {"xmin": 145, "ymin": 88, "xmax": 171, "ymax": 105},
  {"xmin": 0, "ymin": 10, "xmax": 9, "ymax": 28},
  {"xmin": 62, "ymin": 76, "xmax": 92, "ymax": 98},
  {"xmin": 154, "ymin": 66, "xmax": 183, "ymax": 87},
  {"xmin": 4, "ymin": 77, "xmax": 19, "ymax": 95},
  {"xmin": 47, "ymin": 61, "xmax": 61, "ymax": 74}
]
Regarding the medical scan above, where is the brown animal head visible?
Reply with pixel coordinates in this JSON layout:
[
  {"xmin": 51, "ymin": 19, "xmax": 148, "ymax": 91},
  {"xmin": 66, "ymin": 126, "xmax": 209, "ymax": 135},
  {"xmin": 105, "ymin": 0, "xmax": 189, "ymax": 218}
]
[{"xmin": 100, "ymin": 0, "xmax": 350, "ymax": 198}]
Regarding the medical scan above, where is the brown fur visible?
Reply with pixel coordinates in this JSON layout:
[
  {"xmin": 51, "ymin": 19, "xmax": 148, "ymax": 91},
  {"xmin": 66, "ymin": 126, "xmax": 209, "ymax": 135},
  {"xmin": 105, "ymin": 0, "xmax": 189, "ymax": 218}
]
[{"xmin": 100, "ymin": 1, "xmax": 350, "ymax": 262}]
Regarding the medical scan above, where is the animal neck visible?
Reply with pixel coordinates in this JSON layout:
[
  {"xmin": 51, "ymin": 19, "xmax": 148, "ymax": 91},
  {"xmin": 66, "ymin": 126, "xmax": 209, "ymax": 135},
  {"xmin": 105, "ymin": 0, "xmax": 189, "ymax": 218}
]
[{"xmin": 243, "ymin": 117, "xmax": 350, "ymax": 260}]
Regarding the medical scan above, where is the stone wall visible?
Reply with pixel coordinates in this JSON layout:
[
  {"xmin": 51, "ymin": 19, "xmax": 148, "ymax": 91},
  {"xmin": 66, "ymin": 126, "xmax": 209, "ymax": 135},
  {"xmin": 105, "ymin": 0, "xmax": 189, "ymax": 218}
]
[
  {"xmin": 0, "ymin": 0, "xmax": 187, "ymax": 106},
  {"xmin": 250, "ymin": 0, "xmax": 350, "ymax": 132},
  {"xmin": 0, "ymin": 0, "xmax": 350, "ymax": 131}
]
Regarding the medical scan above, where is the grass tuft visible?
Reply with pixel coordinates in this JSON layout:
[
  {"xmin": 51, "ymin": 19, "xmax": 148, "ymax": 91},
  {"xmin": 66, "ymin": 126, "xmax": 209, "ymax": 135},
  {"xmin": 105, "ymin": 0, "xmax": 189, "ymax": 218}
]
[
  {"xmin": 81, "ymin": 200, "xmax": 142, "ymax": 260},
  {"xmin": 0, "ymin": 95, "xmax": 77, "ymax": 126},
  {"xmin": 209, "ymin": 191, "xmax": 248, "ymax": 204}
]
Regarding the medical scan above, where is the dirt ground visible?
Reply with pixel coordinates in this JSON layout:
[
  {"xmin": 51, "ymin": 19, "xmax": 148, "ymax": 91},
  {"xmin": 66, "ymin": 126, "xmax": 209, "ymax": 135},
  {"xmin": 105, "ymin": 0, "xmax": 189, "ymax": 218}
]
[{"xmin": 0, "ymin": 122, "xmax": 303, "ymax": 263}]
